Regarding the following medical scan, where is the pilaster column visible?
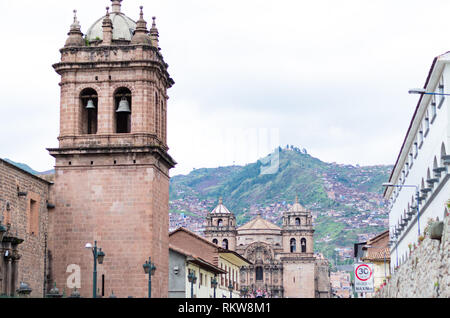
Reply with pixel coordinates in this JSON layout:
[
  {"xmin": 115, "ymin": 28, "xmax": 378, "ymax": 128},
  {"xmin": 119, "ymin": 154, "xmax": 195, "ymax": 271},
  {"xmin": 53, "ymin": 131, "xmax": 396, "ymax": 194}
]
[{"xmin": 11, "ymin": 248, "xmax": 21, "ymax": 297}]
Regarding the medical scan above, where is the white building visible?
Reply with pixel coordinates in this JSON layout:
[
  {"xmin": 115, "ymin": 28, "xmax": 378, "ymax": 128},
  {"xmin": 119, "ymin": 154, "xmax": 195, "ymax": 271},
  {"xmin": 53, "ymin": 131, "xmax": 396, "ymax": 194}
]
[{"xmin": 384, "ymin": 51, "xmax": 450, "ymax": 271}]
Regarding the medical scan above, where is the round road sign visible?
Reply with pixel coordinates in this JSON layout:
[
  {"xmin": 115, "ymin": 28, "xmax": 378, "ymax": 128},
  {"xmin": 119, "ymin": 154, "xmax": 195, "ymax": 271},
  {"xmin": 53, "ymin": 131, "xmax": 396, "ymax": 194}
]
[{"xmin": 355, "ymin": 264, "xmax": 372, "ymax": 281}]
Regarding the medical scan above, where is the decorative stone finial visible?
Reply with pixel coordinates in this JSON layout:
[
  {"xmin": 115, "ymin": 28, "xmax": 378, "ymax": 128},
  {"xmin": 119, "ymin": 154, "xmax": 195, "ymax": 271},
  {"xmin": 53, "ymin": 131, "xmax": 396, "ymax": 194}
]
[
  {"xmin": 295, "ymin": 196, "xmax": 299, "ymax": 204},
  {"xmin": 65, "ymin": 9, "xmax": 85, "ymax": 47},
  {"xmin": 150, "ymin": 16, "xmax": 159, "ymax": 48},
  {"xmin": 102, "ymin": 6, "xmax": 113, "ymax": 46},
  {"xmin": 131, "ymin": 5, "xmax": 152, "ymax": 45},
  {"xmin": 219, "ymin": 197, "xmax": 223, "ymax": 205}
]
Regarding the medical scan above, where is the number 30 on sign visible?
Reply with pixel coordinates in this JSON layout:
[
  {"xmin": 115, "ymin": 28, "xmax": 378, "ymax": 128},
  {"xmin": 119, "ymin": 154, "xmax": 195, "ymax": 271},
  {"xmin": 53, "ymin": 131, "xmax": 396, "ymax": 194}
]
[{"xmin": 354, "ymin": 263, "xmax": 374, "ymax": 293}]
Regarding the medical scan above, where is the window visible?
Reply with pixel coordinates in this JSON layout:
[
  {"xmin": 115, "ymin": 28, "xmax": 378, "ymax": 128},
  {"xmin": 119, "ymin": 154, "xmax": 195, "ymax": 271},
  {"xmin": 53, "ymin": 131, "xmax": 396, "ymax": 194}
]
[
  {"xmin": 28, "ymin": 198, "xmax": 39, "ymax": 236},
  {"xmin": 414, "ymin": 142, "xmax": 418, "ymax": 158},
  {"xmin": 80, "ymin": 88, "xmax": 98, "ymax": 135},
  {"xmin": 217, "ymin": 219, "xmax": 223, "ymax": 227},
  {"xmin": 114, "ymin": 87, "xmax": 132, "ymax": 133},
  {"xmin": 295, "ymin": 218, "xmax": 300, "ymax": 226},
  {"xmin": 256, "ymin": 266, "xmax": 263, "ymax": 281},
  {"xmin": 212, "ymin": 239, "xmax": 218, "ymax": 245}
]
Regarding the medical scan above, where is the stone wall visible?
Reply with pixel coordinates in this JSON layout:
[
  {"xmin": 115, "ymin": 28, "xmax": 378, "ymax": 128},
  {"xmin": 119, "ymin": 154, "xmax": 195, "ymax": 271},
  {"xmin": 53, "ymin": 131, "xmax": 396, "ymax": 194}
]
[
  {"xmin": 377, "ymin": 213, "xmax": 449, "ymax": 298},
  {"xmin": 0, "ymin": 159, "xmax": 52, "ymax": 298}
]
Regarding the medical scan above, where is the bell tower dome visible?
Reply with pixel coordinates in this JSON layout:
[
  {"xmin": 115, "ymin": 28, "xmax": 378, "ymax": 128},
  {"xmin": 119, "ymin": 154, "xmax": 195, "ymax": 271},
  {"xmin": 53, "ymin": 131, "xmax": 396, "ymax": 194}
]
[
  {"xmin": 204, "ymin": 198, "xmax": 237, "ymax": 251},
  {"xmin": 48, "ymin": 0, "xmax": 176, "ymax": 298}
]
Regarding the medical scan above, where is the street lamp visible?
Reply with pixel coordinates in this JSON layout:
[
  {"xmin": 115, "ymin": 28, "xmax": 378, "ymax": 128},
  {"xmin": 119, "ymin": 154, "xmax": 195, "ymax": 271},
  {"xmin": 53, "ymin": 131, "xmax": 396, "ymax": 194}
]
[
  {"xmin": 143, "ymin": 257, "xmax": 156, "ymax": 298},
  {"xmin": 85, "ymin": 241, "xmax": 105, "ymax": 298},
  {"xmin": 408, "ymin": 88, "xmax": 450, "ymax": 96},
  {"xmin": 187, "ymin": 271, "xmax": 197, "ymax": 298},
  {"xmin": 228, "ymin": 283, "xmax": 234, "ymax": 299},
  {"xmin": 382, "ymin": 183, "xmax": 421, "ymax": 236},
  {"xmin": 211, "ymin": 276, "xmax": 218, "ymax": 298}
]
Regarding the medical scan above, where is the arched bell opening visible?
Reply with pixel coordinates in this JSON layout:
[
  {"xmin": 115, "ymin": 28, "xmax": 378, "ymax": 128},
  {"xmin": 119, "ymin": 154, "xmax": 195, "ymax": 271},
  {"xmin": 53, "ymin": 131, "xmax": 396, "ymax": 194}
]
[
  {"xmin": 80, "ymin": 88, "xmax": 98, "ymax": 135},
  {"xmin": 222, "ymin": 239, "xmax": 229, "ymax": 250},
  {"xmin": 114, "ymin": 87, "xmax": 132, "ymax": 133},
  {"xmin": 301, "ymin": 238, "xmax": 307, "ymax": 253},
  {"xmin": 290, "ymin": 238, "xmax": 296, "ymax": 253}
]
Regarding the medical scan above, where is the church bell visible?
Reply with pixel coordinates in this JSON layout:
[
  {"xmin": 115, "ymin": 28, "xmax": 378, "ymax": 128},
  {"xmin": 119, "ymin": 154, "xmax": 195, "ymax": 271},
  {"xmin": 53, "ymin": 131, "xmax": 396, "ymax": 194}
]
[
  {"xmin": 116, "ymin": 97, "xmax": 131, "ymax": 113},
  {"xmin": 85, "ymin": 99, "xmax": 96, "ymax": 110}
]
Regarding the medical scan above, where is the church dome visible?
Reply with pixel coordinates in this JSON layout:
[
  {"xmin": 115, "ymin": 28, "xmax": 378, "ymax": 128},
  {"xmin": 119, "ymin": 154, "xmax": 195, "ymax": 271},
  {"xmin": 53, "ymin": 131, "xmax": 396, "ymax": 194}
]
[
  {"xmin": 85, "ymin": 1, "xmax": 136, "ymax": 42},
  {"xmin": 211, "ymin": 198, "xmax": 232, "ymax": 214},
  {"xmin": 289, "ymin": 196, "xmax": 308, "ymax": 213}
]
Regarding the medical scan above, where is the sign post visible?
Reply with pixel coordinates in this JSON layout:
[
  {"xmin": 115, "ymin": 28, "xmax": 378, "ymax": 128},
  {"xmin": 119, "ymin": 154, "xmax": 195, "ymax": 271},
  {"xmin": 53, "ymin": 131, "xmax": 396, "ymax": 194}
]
[{"xmin": 354, "ymin": 263, "xmax": 374, "ymax": 295}]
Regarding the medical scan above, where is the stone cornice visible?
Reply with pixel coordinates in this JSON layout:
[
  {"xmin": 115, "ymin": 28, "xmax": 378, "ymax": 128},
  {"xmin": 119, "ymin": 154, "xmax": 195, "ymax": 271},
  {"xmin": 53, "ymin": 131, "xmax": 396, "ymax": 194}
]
[{"xmin": 47, "ymin": 144, "xmax": 177, "ymax": 170}]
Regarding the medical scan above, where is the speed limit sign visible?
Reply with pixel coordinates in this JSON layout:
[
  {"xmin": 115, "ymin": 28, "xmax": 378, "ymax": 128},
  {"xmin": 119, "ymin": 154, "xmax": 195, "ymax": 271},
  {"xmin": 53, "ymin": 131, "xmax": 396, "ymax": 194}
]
[{"xmin": 354, "ymin": 263, "xmax": 374, "ymax": 293}]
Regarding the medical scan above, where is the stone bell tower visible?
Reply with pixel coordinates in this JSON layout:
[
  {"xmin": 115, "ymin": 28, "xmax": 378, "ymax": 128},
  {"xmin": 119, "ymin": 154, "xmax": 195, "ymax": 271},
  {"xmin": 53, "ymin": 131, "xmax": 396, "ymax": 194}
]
[
  {"xmin": 281, "ymin": 196, "xmax": 316, "ymax": 298},
  {"xmin": 48, "ymin": 0, "xmax": 175, "ymax": 298},
  {"xmin": 204, "ymin": 198, "xmax": 237, "ymax": 250}
]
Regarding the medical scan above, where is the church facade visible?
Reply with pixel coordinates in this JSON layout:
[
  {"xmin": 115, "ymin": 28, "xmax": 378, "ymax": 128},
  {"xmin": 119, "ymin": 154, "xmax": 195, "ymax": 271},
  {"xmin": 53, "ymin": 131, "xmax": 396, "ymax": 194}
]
[{"xmin": 204, "ymin": 198, "xmax": 331, "ymax": 298}]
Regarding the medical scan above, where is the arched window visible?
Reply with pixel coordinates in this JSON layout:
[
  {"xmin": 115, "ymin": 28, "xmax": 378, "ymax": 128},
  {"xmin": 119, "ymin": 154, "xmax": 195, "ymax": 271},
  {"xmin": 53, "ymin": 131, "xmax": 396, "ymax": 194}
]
[
  {"xmin": 114, "ymin": 87, "xmax": 132, "ymax": 133},
  {"xmin": 80, "ymin": 88, "xmax": 98, "ymax": 135},
  {"xmin": 155, "ymin": 92, "xmax": 160, "ymax": 136},
  {"xmin": 217, "ymin": 219, "xmax": 223, "ymax": 227},
  {"xmin": 212, "ymin": 239, "xmax": 218, "ymax": 245},
  {"xmin": 290, "ymin": 238, "xmax": 296, "ymax": 253},
  {"xmin": 295, "ymin": 218, "xmax": 300, "ymax": 226},
  {"xmin": 255, "ymin": 266, "xmax": 263, "ymax": 281},
  {"xmin": 301, "ymin": 238, "xmax": 307, "ymax": 253},
  {"xmin": 222, "ymin": 239, "xmax": 228, "ymax": 250}
]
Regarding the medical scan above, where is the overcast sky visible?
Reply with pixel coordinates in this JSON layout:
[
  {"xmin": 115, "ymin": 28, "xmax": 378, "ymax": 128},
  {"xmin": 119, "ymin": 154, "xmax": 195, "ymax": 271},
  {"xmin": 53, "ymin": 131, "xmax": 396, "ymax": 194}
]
[{"xmin": 1, "ymin": 0, "xmax": 449, "ymax": 176}]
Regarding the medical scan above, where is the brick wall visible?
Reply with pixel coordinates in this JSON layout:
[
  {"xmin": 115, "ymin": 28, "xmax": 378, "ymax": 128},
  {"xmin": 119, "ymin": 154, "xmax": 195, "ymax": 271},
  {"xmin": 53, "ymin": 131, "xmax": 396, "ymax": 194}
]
[
  {"xmin": 49, "ymin": 161, "xmax": 170, "ymax": 298},
  {"xmin": 0, "ymin": 159, "xmax": 51, "ymax": 297}
]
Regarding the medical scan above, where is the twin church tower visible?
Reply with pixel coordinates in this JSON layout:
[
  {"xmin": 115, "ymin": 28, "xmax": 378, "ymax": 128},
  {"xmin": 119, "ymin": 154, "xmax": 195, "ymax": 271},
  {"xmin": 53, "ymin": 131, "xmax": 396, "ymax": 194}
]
[
  {"xmin": 48, "ymin": 0, "xmax": 175, "ymax": 297},
  {"xmin": 204, "ymin": 198, "xmax": 330, "ymax": 298}
]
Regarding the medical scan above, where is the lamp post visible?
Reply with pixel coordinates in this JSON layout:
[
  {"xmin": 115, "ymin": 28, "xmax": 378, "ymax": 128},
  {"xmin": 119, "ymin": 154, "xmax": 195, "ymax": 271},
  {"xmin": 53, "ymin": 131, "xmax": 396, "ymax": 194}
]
[
  {"xmin": 408, "ymin": 88, "xmax": 450, "ymax": 96},
  {"xmin": 211, "ymin": 276, "xmax": 218, "ymax": 298},
  {"xmin": 143, "ymin": 257, "xmax": 156, "ymax": 298},
  {"xmin": 228, "ymin": 283, "xmax": 234, "ymax": 299},
  {"xmin": 188, "ymin": 271, "xmax": 197, "ymax": 298},
  {"xmin": 383, "ymin": 183, "xmax": 421, "ymax": 235},
  {"xmin": 85, "ymin": 241, "xmax": 105, "ymax": 298}
]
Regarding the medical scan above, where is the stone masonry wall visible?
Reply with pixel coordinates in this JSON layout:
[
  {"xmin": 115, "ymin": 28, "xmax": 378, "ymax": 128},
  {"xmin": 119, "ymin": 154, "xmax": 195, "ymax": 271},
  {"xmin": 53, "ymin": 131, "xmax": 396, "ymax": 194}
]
[
  {"xmin": 377, "ymin": 213, "xmax": 449, "ymax": 298},
  {"xmin": 0, "ymin": 159, "xmax": 51, "ymax": 298}
]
